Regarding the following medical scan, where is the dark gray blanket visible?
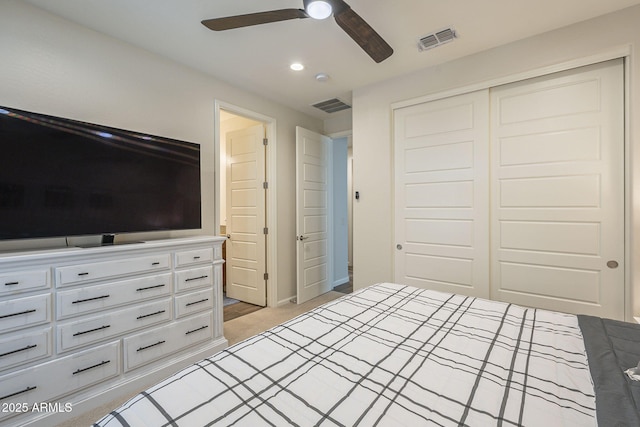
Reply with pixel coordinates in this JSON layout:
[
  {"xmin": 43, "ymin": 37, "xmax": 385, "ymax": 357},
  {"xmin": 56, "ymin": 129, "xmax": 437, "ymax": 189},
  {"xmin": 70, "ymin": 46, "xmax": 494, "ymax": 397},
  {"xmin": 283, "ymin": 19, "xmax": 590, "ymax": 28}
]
[{"xmin": 578, "ymin": 315, "xmax": 640, "ymax": 426}]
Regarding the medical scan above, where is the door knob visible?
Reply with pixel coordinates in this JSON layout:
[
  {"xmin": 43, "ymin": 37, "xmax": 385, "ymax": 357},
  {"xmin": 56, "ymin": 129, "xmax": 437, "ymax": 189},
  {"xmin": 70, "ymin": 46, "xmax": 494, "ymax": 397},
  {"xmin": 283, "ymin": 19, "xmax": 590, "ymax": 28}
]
[
  {"xmin": 299, "ymin": 235, "xmax": 309, "ymax": 241},
  {"xmin": 396, "ymin": 244, "xmax": 403, "ymax": 250},
  {"xmin": 607, "ymin": 260, "xmax": 619, "ymax": 269}
]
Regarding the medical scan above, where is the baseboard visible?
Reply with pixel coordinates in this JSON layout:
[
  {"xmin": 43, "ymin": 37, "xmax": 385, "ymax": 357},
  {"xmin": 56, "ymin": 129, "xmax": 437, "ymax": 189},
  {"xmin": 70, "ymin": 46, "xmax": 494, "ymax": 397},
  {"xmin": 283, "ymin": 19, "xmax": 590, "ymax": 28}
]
[{"xmin": 333, "ymin": 276, "xmax": 350, "ymax": 287}]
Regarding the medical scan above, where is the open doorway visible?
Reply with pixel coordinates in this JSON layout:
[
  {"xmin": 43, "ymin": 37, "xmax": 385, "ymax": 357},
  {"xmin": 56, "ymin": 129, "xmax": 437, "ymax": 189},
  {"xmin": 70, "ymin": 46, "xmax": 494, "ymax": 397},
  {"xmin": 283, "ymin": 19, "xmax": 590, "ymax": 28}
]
[
  {"xmin": 216, "ymin": 102, "xmax": 278, "ymax": 316},
  {"xmin": 331, "ymin": 135, "xmax": 352, "ymax": 295}
]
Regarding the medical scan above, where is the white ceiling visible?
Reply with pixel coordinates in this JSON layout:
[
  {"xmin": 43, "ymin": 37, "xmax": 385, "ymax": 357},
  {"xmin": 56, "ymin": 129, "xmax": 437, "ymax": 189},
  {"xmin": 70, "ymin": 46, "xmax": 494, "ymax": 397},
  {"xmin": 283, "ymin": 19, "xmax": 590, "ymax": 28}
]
[{"xmin": 24, "ymin": 0, "xmax": 640, "ymax": 120}]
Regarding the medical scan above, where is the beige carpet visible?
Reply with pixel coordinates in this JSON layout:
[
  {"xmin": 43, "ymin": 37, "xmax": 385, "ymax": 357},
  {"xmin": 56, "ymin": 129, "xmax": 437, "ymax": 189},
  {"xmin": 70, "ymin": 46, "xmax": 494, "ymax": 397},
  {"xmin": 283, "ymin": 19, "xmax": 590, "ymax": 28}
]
[
  {"xmin": 55, "ymin": 291, "xmax": 344, "ymax": 427},
  {"xmin": 224, "ymin": 291, "xmax": 343, "ymax": 346}
]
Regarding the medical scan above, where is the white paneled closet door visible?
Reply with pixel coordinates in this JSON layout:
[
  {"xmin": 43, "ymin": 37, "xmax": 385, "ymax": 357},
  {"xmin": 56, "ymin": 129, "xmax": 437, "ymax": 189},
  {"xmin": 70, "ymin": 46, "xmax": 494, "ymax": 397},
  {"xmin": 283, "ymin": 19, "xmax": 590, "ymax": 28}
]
[
  {"xmin": 394, "ymin": 90, "xmax": 490, "ymax": 298},
  {"xmin": 491, "ymin": 59, "xmax": 624, "ymax": 319},
  {"xmin": 393, "ymin": 59, "xmax": 625, "ymax": 319}
]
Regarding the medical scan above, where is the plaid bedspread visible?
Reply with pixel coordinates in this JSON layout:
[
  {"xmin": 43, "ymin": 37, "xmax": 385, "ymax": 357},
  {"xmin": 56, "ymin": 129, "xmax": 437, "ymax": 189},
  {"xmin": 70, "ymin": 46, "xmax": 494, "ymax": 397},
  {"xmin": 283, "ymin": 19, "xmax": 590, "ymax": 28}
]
[{"xmin": 95, "ymin": 283, "xmax": 596, "ymax": 426}]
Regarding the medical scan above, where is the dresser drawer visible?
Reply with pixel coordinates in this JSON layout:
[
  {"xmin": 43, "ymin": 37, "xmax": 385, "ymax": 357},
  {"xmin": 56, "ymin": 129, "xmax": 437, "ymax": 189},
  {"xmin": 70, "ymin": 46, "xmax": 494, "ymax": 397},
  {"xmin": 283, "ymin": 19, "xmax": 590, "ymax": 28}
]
[
  {"xmin": 57, "ymin": 298, "xmax": 172, "ymax": 352},
  {"xmin": 0, "ymin": 294, "xmax": 50, "ymax": 334},
  {"xmin": 55, "ymin": 254, "xmax": 170, "ymax": 287},
  {"xmin": 0, "ymin": 327, "xmax": 52, "ymax": 372},
  {"xmin": 175, "ymin": 247, "xmax": 214, "ymax": 267},
  {"xmin": 0, "ymin": 269, "xmax": 50, "ymax": 296},
  {"xmin": 0, "ymin": 341, "xmax": 119, "ymax": 422},
  {"xmin": 124, "ymin": 312, "xmax": 213, "ymax": 371},
  {"xmin": 175, "ymin": 289, "xmax": 214, "ymax": 318},
  {"xmin": 174, "ymin": 266, "xmax": 213, "ymax": 293},
  {"xmin": 57, "ymin": 273, "xmax": 172, "ymax": 319}
]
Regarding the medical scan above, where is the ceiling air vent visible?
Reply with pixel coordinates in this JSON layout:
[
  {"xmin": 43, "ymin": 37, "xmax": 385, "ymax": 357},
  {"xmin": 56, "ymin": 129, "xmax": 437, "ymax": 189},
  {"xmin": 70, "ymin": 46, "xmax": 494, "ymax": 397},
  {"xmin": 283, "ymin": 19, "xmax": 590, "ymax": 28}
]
[
  {"xmin": 418, "ymin": 27, "xmax": 457, "ymax": 52},
  {"xmin": 312, "ymin": 98, "xmax": 351, "ymax": 114}
]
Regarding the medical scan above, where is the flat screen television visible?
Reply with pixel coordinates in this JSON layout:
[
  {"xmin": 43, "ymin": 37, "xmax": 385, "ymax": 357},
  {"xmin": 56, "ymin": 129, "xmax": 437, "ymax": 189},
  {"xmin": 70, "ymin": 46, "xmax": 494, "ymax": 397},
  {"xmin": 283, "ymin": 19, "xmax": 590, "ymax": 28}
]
[{"xmin": 0, "ymin": 105, "xmax": 202, "ymax": 242}]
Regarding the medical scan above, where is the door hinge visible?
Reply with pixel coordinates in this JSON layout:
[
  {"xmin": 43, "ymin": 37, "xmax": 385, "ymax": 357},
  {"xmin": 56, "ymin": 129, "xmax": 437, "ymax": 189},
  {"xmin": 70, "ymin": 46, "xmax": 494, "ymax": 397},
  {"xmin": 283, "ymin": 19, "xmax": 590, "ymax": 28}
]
[
  {"xmin": 263, "ymin": 138, "xmax": 268, "ymax": 146},
  {"xmin": 264, "ymin": 272, "xmax": 269, "ymax": 280},
  {"xmin": 263, "ymin": 227, "xmax": 269, "ymax": 235},
  {"xmin": 263, "ymin": 181, "xmax": 268, "ymax": 189}
]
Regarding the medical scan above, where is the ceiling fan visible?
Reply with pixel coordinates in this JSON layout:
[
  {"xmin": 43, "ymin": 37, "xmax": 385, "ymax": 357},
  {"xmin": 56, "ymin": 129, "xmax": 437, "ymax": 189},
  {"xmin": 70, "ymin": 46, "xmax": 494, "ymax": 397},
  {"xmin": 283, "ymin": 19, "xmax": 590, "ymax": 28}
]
[{"xmin": 201, "ymin": 0, "xmax": 393, "ymax": 63}]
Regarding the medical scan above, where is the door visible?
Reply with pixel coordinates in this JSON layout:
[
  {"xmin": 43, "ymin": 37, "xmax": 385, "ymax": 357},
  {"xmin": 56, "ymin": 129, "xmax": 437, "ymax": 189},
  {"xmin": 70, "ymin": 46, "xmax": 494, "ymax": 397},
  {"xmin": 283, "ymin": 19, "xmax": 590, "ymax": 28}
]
[
  {"xmin": 394, "ymin": 90, "xmax": 490, "ymax": 297},
  {"xmin": 490, "ymin": 59, "xmax": 624, "ymax": 319},
  {"xmin": 393, "ymin": 59, "xmax": 625, "ymax": 319},
  {"xmin": 296, "ymin": 127, "xmax": 333, "ymax": 304},
  {"xmin": 225, "ymin": 124, "xmax": 267, "ymax": 306}
]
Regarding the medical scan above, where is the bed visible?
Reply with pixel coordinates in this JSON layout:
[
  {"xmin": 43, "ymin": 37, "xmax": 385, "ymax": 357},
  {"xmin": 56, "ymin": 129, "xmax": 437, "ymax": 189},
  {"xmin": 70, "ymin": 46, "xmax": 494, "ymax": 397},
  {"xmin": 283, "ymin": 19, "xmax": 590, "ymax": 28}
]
[{"xmin": 94, "ymin": 283, "xmax": 640, "ymax": 426}]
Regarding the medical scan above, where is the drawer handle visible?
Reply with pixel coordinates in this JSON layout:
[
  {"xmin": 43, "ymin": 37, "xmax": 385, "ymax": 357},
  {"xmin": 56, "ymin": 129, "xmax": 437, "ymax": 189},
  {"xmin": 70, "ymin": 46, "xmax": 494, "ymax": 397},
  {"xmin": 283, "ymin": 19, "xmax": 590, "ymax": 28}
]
[
  {"xmin": 136, "ymin": 284, "xmax": 166, "ymax": 292},
  {"xmin": 78, "ymin": 272, "xmax": 90, "ymax": 277},
  {"xmin": 152, "ymin": 262, "xmax": 161, "ymax": 266},
  {"xmin": 137, "ymin": 340, "xmax": 166, "ymax": 352},
  {"xmin": 72, "ymin": 294, "xmax": 110, "ymax": 304},
  {"xmin": 185, "ymin": 298, "xmax": 209, "ymax": 307},
  {"xmin": 0, "ymin": 344, "xmax": 37, "ymax": 358},
  {"xmin": 136, "ymin": 310, "xmax": 166, "ymax": 320},
  {"xmin": 4, "ymin": 281, "xmax": 19, "ymax": 286},
  {"xmin": 73, "ymin": 360, "xmax": 110, "ymax": 375},
  {"xmin": 0, "ymin": 386, "xmax": 37, "ymax": 401},
  {"xmin": 193, "ymin": 256, "xmax": 201, "ymax": 260},
  {"xmin": 73, "ymin": 325, "xmax": 110, "ymax": 337},
  {"xmin": 185, "ymin": 325, "xmax": 209, "ymax": 335},
  {"xmin": 185, "ymin": 275, "xmax": 208, "ymax": 282},
  {"xmin": 0, "ymin": 309, "xmax": 36, "ymax": 319}
]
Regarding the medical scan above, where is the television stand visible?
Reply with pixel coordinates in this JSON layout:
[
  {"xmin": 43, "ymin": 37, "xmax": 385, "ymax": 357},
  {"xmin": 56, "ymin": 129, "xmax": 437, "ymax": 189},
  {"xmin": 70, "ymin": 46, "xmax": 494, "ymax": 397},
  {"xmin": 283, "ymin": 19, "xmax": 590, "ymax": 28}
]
[{"xmin": 0, "ymin": 236, "xmax": 227, "ymax": 427}]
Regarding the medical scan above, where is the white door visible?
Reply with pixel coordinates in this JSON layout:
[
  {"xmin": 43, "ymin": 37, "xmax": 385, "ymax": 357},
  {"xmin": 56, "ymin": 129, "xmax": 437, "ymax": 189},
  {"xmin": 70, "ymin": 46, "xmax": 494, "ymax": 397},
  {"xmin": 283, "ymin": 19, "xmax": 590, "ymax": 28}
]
[
  {"xmin": 225, "ymin": 124, "xmax": 266, "ymax": 306},
  {"xmin": 394, "ymin": 90, "xmax": 490, "ymax": 297},
  {"xmin": 296, "ymin": 127, "xmax": 333, "ymax": 304},
  {"xmin": 490, "ymin": 59, "xmax": 624, "ymax": 319}
]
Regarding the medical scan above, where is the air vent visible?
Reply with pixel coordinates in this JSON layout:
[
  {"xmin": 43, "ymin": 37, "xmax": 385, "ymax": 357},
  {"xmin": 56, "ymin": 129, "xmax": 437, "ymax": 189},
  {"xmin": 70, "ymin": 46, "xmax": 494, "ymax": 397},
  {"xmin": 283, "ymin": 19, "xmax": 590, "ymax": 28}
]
[
  {"xmin": 312, "ymin": 98, "xmax": 351, "ymax": 113},
  {"xmin": 418, "ymin": 27, "xmax": 457, "ymax": 52}
]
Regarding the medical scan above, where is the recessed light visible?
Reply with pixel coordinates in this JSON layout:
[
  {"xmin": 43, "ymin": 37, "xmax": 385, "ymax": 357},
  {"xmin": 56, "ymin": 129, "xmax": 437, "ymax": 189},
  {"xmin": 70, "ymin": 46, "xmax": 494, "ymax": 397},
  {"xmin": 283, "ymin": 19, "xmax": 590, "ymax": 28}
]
[{"xmin": 290, "ymin": 63, "xmax": 304, "ymax": 71}]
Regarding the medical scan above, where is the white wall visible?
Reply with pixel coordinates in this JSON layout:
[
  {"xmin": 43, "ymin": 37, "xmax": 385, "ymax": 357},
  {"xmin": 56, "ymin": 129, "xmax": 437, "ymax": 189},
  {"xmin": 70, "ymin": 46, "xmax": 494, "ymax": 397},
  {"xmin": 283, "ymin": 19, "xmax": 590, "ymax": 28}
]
[
  {"xmin": 332, "ymin": 137, "xmax": 349, "ymax": 286},
  {"xmin": 352, "ymin": 5, "xmax": 640, "ymax": 320},
  {"xmin": 0, "ymin": 0, "xmax": 323, "ymax": 303}
]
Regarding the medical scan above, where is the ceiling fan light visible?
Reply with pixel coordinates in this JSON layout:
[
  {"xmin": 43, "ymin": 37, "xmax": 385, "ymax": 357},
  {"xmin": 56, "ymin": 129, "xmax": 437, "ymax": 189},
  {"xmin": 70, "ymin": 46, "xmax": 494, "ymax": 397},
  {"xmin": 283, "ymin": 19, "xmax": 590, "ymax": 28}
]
[{"xmin": 306, "ymin": 1, "xmax": 332, "ymax": 20}]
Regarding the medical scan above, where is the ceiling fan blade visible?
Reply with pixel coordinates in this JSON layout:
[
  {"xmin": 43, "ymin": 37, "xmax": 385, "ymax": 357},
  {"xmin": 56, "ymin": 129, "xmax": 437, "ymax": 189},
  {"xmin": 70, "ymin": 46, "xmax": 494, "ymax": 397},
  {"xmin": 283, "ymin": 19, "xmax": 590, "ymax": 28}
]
[
  {"xmin": 333, "ymin": 4, "xmax": 393, "ymax": 63},
  {"xmin": 202, "ymin": 9, "xmax": 308, "ymax": 31}
]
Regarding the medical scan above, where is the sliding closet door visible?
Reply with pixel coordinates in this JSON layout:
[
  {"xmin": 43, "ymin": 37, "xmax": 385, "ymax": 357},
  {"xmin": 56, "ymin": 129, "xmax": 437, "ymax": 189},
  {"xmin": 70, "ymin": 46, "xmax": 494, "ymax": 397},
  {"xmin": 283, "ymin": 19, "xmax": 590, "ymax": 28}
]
[
  {"xmin": 394, "ymin": 90, "xmax": 490, "ymax": 298},
  {"xmin": 490, "ymin": 59, "xmax": 624, "ymax": 319}
]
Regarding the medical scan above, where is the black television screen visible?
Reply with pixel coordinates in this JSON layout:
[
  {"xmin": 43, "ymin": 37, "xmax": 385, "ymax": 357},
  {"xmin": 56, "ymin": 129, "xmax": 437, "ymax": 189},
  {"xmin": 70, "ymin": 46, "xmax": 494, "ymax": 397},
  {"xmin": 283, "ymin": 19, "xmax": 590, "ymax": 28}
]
[{"xmin": 0, "ymin": 105, "xmax": 202, "ymax": 241}]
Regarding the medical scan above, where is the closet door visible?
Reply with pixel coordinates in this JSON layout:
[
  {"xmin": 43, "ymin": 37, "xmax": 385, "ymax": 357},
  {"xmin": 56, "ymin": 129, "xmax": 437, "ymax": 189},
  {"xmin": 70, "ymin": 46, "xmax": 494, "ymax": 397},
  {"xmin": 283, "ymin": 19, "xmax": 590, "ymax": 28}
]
[
  {"xmin": 393, "ymin": 90, "xmax": 490, "ymax": 297},
  {"xmin": 490, "ymin": 59, "xmax": 624, "ymax": 319}
]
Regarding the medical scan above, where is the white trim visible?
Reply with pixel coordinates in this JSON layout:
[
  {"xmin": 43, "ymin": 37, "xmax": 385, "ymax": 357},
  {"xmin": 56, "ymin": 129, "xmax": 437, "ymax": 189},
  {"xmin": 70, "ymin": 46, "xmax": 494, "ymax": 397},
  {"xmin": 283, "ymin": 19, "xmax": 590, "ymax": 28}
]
[
  {"xmin": 214, "ymin": 100, "xmax": 278, "ymax": 308},
  {"xmin": 333, "ymin": 276, "xmax": 350, "ymax": 287},
  {"xmin": 624, "ymin": 56, "xmax": 633, "ymax": 322}
]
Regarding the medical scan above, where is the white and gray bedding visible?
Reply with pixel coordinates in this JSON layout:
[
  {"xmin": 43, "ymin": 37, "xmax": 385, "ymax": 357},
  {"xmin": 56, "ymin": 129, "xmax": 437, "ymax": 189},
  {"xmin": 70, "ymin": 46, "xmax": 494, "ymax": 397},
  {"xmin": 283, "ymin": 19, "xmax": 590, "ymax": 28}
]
[{"xmin": 94, "ymin": 283, "xmax": 639, "ymax": 426}]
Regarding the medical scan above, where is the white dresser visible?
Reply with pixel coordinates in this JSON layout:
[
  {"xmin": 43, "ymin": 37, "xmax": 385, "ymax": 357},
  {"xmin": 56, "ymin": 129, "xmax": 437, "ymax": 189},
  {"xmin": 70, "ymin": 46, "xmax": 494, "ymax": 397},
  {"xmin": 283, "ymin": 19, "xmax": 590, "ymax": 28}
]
[{"xmin": 0, "ymin": 236, "xmax": 228, "ymax": 426}]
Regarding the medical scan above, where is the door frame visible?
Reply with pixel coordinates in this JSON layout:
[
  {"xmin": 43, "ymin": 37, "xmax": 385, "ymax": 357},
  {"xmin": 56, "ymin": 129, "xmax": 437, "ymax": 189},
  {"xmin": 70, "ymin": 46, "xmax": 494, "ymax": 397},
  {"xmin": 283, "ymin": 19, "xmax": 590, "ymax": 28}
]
[
  {"xmin": 214, "ymin": 100, "xmax": 278, "ymax": 307},
  {"xmin": 390, "ymin": 47, "xmax": 633, "ymax": 320}
]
